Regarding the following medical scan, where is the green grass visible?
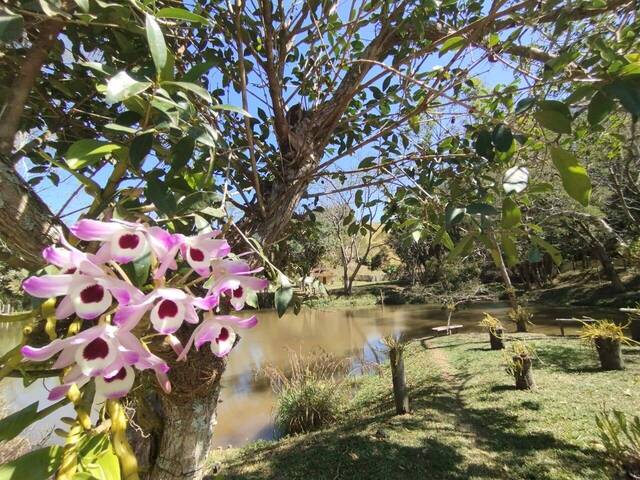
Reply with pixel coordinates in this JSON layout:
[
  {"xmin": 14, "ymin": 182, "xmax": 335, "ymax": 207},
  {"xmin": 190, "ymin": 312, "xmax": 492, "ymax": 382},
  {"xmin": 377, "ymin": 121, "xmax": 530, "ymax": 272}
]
[{"xmin": 215, "ymin": 333, "xmax": 640, "ymax": 480}]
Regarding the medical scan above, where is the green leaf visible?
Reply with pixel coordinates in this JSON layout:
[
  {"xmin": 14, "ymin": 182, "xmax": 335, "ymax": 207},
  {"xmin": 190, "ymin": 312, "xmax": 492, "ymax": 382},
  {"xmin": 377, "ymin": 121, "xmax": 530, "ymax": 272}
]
[
  {"xmin": 183, "ymin": 61, "xmax": 216, "ymax": 83},
  {"xmin": 618, "ymin": 63, "xmax": 640, "ymax": 78},
  {"xmin": 550, "ymin": 146, "xmax": 592, "ymax": 207},
  {"xmin": 492, "ymin": 124, "xmax": 513, "ymax": 152},
  {"xmin": 436, "ymin": 227, "xmax": 454, "ymax": 250},
  {"xmin": 604, "ymin": 79, "xmax": 640, "ymax": 116},
  {"xmin": 105, "ymin": 72, "xmax": 151, "ymax": 104},
  {"xmin": 162, "ymin": 81, "xmax": 211, "ymax": 103},
  {"xmin": 122, "ymin": 253, "xmax": 150, "ymax": 287},
  {"xmin": 530, "ymin": 235, "xmax": 562, "ymax": 266},
  {"xmin": 439, "ymin": 36, "xmax": 466, "ymax": 56},
  {"xmin": 449, "ymin": 233, "xmax": 475, "ymax": 260},
  {"xmin": 0, "ymin": 14, "xmax": 24, "ymax": 42},
  {"xmin": 355, "ymin": 190, "xmax": 363, "ymax": 207},
  {"xmin": 145, "ymin": 176, "xmax": 177, "ymax": 214},
  {"xmin": 474, "ymin": 129, "xmax": 492, "ymax": 158},
  {"xmin": 411, "ymin": 229, "xmax": 422, "ymax": 243},
  {"xmin": 466, "ymin": 203, "xmax": 498, "ymax": 216},
  {"xmin": 146, "ymin": 14, "xmax": 167, "ymax": 75},
  {"xmin": 275, "ymin": 287, "xmax": 293, "ymax": 318},
  {"xmin": 445, "ymin": 204, "xmax": 466, "ymax": 227},
  {"xmin": 211, "ymin": 104, "xmax": 252, "ymax": 117},
  {"xmin": 0, "ymin": 446, "xmax": 62, "ymax": 480},
  {"xmin": 501, "ymin": 197, "xmax": 521, "ymax": 229},
  {"xmin": 129, "ymin": 133, "xmax": 153, "ymax": 169},
  {"xmin": 156, "ymin": 7, "xmax": 209, "ymax": 23},
  {"xmin": 170, "ymin": 136, "xmax": 195, "ymax": 171},
  {"xmin": 65, "ymin": 140, "xmax": 122, "ymax": 170},
  {"xmin": 587, "ymin": 91, "xmax": 615, "ymax": 126},
  {"xmin": 0, "ymin": 403, "xmax": 38, "ymax": 443},
  {"xmin": 501, "ymin": 233, "xmax": 518, "ymax": 267},
  {"xmin": 514, "ymin": 97, "xmax": 535, "ymax": 114},
  {"xmin": 534, "ymin": 109, "xmax": 571, "ymax": 134}
]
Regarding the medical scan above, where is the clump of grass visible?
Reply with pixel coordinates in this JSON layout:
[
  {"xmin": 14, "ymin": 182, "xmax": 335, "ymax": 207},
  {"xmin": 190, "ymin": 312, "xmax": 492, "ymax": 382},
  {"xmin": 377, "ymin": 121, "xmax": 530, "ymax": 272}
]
[
  {"xmin": 262, "ymin": 349, "xmax": 348, "ymax": 436},
  {"xmin": 580, "ymin": 320, "xmax": 633, "ymax": 346},
  {"xmin": 508, "ymin": 305, "xmax": 533, "ymax": 332},
  {"xmin": 596, "ymin": 409, "xmax": 640, "ymax": 478},
  {"xmin": 479, "ymin": 312, "xmax": 502, "ymax": 333}
]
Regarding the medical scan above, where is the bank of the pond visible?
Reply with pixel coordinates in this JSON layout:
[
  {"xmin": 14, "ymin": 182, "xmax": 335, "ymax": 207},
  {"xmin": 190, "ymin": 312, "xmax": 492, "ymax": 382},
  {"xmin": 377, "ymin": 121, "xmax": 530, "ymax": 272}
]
[{"xmin": 215, "ymin": 333, "xmax": 640, "ymax": 480}]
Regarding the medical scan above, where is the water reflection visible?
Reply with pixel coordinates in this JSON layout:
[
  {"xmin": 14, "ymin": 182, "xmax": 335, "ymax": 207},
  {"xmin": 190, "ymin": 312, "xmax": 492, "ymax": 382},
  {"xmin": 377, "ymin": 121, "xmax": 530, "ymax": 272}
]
[{"xmin": 0, "ymin": 303, "xmax": 624, "ymax": 448}]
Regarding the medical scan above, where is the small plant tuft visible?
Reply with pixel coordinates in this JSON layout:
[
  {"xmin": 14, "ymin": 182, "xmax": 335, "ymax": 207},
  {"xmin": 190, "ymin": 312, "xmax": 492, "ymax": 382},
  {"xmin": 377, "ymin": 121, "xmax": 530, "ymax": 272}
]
[
  {"xmin": 508, "ymin": 305, "xmax": 533, "ymax": 333},
  {"xmin": 581, "ymin": 320, "xmax": 635, "ymax": 370},
  {"xmin": 596, "ymin": 409, "xmax": 640, "ymax": 478}
]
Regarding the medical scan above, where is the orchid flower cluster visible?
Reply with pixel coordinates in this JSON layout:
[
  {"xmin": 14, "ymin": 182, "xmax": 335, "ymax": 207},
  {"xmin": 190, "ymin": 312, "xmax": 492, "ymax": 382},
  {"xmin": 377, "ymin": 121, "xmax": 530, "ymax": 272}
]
[{"xmin": 21, "ymin": 220, "xmax": 268, "ymax": 402}]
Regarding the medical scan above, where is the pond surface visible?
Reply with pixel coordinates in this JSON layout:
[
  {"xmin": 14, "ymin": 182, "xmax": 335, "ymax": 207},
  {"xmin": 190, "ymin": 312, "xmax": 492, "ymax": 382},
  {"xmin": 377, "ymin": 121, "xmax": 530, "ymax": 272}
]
[{"xmin": 0, "ymin": 302, "xmax": 625, "ymax": 448}]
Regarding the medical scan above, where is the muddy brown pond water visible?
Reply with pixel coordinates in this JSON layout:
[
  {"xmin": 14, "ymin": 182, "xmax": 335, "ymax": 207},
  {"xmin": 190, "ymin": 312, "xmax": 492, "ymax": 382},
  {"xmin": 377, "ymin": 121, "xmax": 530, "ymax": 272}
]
[{"xmin": 0, "ymin": 302, "xmax": 625, "ymax": 447}]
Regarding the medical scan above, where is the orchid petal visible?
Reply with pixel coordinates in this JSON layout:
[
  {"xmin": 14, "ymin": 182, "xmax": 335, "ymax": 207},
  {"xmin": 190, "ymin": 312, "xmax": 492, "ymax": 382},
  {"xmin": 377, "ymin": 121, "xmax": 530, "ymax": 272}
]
[
  {"xmin": 23, "ymin": 274, "xmax": 74, "ymax": 298},
  {"xmin": 71, "ymin": 220, "xmax": 122, "ymax": 241}
]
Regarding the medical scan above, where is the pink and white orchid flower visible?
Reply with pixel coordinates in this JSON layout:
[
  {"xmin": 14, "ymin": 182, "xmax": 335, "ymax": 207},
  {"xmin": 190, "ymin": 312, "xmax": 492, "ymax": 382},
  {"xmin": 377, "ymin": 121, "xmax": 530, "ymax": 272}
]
[
  {"xmin": 70, "ymin": 219, "xmax": 174, "ymax": 264},
  {"xmin": 178, "ymin": 312, "xmax": 258, "ymax": 359},
  {"xmin": 154, "ymin": 231, "xmax": 230, "ymax": 279},
  {"xmin": 23, "ymin": 273, "xmax": 143, "ymax": 320},
  {"xmin": 22, "ymin": 323, "xmax": 170, "ymax": 400},
  {"xmin": 209, "ymin": 275, "xmax": 269, "ymax": 311},
  {"xmin": 114, "ymin": 288, "xmax": 218, "ymax": 333}
]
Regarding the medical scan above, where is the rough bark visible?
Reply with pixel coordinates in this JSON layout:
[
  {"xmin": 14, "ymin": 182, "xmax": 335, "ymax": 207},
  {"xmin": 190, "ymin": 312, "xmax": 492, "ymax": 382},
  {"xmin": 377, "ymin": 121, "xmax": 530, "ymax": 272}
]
[
  {"xmin": 593, "ymin": 243, "xmax": 625, "ymax": 292},
  {"xmin": 389, "ymin": 346, "xmax": 409, "ymax": 415},
  {"xmin": 489, "ymin": 328, "xmax": 505, "ymax": 350},
  {"xmin": 595, "ymin": 338, "xmax": 624, "ymax": 371},
  {"xmin": 513, "ymin": 356, "xmax": 535, "ymax": 390},
  {"xmin": 148, "ymin": 344, "xmax": 228, "ymax": 480},
  {"xmin": 0, "ymin": 161, "xmax": 65, "ymax": 269}
]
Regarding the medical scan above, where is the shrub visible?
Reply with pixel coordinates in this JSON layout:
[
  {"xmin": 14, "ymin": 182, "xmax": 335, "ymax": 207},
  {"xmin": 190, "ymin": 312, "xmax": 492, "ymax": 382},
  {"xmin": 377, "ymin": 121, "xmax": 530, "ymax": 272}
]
[
  {"xmin": 508, "ymin": 306, "xmax": 533, "ymax": 332},
  {"xmin": 263, "ymin": 349, "xmax": 348, "ymax": 436},
  {"xmin": 479, "ymin": 312, "xmax": 503, "ymax": 333},
  {"xmin": 596, "ymin": 410, "xmax": 640, "ymax": 478}
]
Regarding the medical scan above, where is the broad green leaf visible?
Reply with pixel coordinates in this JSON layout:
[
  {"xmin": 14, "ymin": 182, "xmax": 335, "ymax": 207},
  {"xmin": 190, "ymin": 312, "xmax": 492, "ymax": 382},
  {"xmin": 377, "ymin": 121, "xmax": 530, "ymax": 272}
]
[
  {"xmin": 355, "ymin": 190, "xmax": 363, "ymax": 207},
  {"xmin": 129, "ymin": 133, "xmax": 153, "ymax": 168},
  {"xmin": 74, "ymin": 0, "xmax": 90, "ymax": 12},
  {"xmin": 65, "ymin": 139, "xmax": 122, "ymax": 170},
  {"xmin": 183, "ymin": 61, "xmax": 216, "ymax": 83},
  {"xmin": 439, "ymin": 36, "xmax": 466, "ymax": 56},
  {"xmin": 0, "ymin": 14, "xmax": 23, "ymax": 42},
  {"xmin": 604, "ymin": 79, "xmax": 640, "ymax": 116},
  {"xmin": 436, "ymin": 227, "xmax": 454, "ymax": 250},
  {"xmin": 170, "ymin": 136, "xmax": 195, "ymax": 171},
  {"xmin": 105, "ymin": 72, "xmax": 151, "ymax": 104},
  {"xmin": 0, "ymin": 399, "xmax": 67, "ymax": 443},
  {"xmin": 534, "ymin": 109, "xmax": 571, "ymax": 134},
  {"xmin": 587, "ymin": 91, "xmax": 614, "ymax": 126},
  {"xmin": 162, "ymin": 81, "xmax": 211, "ymax": 103},
  {"xmin": 0, "ymin": 446, "xmax": 62, "ymax": 480},
  {"xmin": 550, "ymin": 146, "xmax": 592, "ymax": 207},
  {"xmin": 501, "ymin": 197, "xmax": 521, "ymax": 229},
  {"xmin": 122, "ymin": 253, "xmax": 150, "ymax": 287},
  {"xmin": 146, "ymin": 14, "xmax": 167, "ymax": 74},
  {"xmin": 445, "ymin": 204, "xmax": 466, "ymax": 227},
  {"xmin": 145, "ymin": 176, "xmax": 177, "ymax": 214},
  {"xmin": 156, "ymin": 7, "xmax": 209, "ymax": 23},
  {"xmin": 474, "ymin": 129, "xmax": 492, "ymax": 158},
  {"xmin": 618, "ymin": 63, "xmax": 640, "ymax": 77},
  {"xmin": 275, "ymin": 287, "xmax": 293, "ymax": 318},
  {"xmin": 466, "ymin": 203, "xmax": 498, "ymax": 216},
  {"xmin": 514, "ymin": 97, "xmax": 535, "ymax": 114},
  {"xmin": 211, "ymin": 104, "xmax": 252, "ymax": 117},
  {"xmin": 502, "ymin": 166, "xmax": 529, "ymax": 194},
  {"xmin": 449, "ymin": 233, "xmax": 475, "ymax": 260},
  {"xmin": 501, "ymin": 234, "xmax": 518, "ymax": 267},
  {"xmin": 492, "ymin": 124, "xmax": 513, "ymax": 152},
  {"xmin": 530, "ymin": 235, "xmax": 562, "ymax": 266}
]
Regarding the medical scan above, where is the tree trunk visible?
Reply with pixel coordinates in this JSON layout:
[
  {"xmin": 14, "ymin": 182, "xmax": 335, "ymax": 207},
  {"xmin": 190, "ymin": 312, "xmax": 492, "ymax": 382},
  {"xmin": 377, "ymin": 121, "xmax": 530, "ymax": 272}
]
[
  {"xmin": 145, "ymin": 340, "xmax": 228, "ymax": 480},
  {"xmin": 595, "ymin": 338, "xmax": 624, "ymax": 371},
  {"xmin": 0, "ymin": 161, "xmax": 65, "ymax": 269},
  {"xmin": 594, "ymin": 243, "xmax": 625, "ymax": 292},
  {"xmin": 513, "ymin": 356, "xmax": 535, "ymax": 390},
  {"xmin": 488, "ymin": 231, "xmax": 517, "ymax": 309},
  {"xmin": 489, "ymin": 328, "xmax": 505, "ymax": 350},
  {"xmin": 389, "ymin": 346, "xmax": 409, "ymax": 415}
]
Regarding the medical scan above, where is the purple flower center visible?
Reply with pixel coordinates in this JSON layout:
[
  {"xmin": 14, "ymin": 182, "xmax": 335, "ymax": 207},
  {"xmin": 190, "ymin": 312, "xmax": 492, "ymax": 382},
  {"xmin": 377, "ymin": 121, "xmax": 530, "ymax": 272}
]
[
  {"xmin": 190, "ymin": 248, "xmax": 205, "ymax": 262},
  {"xmin": 105, "ymin": 367, "xmax": 127, "ymax": 383},
  {"xmin": 64, "ymin": 268, "xmax": 77, "ymax": 274},
  {"xmin": 232, "ymin": 286, "xmax": 244, "ymax": 298},
  {"xmin": 118, "ymin": 233, "xmax": 140, "ymax": 250},
  {"xmin": 216, "ymin": 327, "xmax": 230, "ymax": 343},
  {"xmin": 80, "ymin": 284, "xmax": 104, "ymax": 304},
  {"xmin": 158, "ymin": 299, "xmax": 179, "ymax": 318},
  {"xmin": 83, "ymin": 338, "xmax": 110, "ymax": 360}
]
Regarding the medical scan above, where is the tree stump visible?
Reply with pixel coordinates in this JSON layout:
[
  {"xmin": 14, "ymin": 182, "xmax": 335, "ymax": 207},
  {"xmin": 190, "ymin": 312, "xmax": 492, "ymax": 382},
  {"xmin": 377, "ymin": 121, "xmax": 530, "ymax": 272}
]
[
  {"xmin": 594, "ymin": 337, "xmax": 624, "ymax": 370},
  {"xmin": 515, "ymin": 319, "xmax": 528, "ymax": 333},
  {"xmin": 513, "ymin": 355, "xmax": 535, "ymax": 390},
  {"xmin": 489, "ymin": 328, "xmax": 505, "ymax": 350},
  {"xmin": 630, "ymin": 319, "xmax": 640, "ymax": 342},
  {"xmin": 389, "ymin": 346, "xmax": 409, "ymax": 415}
]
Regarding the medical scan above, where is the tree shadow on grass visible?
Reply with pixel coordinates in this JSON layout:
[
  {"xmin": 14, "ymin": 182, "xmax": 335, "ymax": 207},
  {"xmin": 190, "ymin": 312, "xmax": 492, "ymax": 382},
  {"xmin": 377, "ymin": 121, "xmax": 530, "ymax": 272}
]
[{"xmin": 533, "ymin": 342, "xmax": 640, "ymax": 373}]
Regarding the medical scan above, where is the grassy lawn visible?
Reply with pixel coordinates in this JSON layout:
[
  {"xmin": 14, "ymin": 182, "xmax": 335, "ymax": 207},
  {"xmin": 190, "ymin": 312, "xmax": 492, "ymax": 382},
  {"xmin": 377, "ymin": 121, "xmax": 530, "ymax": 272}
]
[{"xmin": 215, "ymin": 333, "xmax": 640, "ymax": 480}]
